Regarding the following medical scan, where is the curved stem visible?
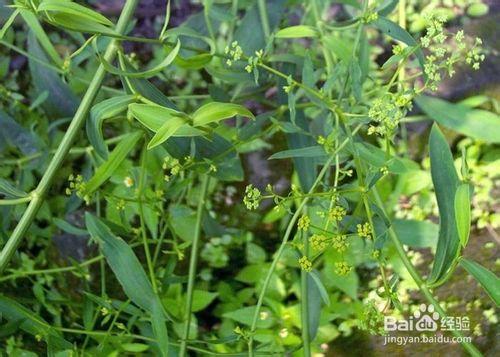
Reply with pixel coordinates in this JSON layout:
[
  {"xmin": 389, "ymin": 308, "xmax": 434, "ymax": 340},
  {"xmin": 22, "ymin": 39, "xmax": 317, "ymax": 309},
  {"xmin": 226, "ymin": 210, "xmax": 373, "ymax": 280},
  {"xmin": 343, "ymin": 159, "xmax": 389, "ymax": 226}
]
[
  {"xmin": 0, "ymin": 0, "xmax": 140, "ymax": 275},
  {"xmin": 179, "ymin": 174, "xmax": 210, "ymax": 357}
]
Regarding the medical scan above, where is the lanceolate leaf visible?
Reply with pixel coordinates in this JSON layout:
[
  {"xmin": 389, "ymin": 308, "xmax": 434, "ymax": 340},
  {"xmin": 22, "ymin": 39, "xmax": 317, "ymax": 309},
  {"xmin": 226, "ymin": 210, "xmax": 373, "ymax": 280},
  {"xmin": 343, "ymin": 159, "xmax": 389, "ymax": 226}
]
[
  {"xmin": 128, "ymin": 103, "xmax": 184, "ymax": 131},
  {"xmin": 428, "ymin": 125, "xmax": 461, "ymax": 284},
  {"xmin": 87, "ymin": 95, "xmax": 136, "ymax": 159},
  {"xmin": 373, "ymin": 17, "xmax": 425, "ymax": 72},
  {"xmin": 276, "ymin": 25, "xmax": 318, "ymax": 38},
  {"xmin": 85, "ymin": 213, "xmax": 169, "ymax": 355},
  {"xmin": 83, "ymin": 131, "xmax": 143, "ymax": 195},
  {"xmin": 415, "ymin": 95, "xmax": 500, "ymax": 143},
  {"xmin": 0, "ymin": 178, "xmax": 28, "ymax": 198},
  {"xmin": 147, "ymin": 116, "xmax": 186, "ymax": 149},
  {"xmin": 37, "ymin": 0, "xmax": 114, "ymax": 27},
  {"xmin": 45, "ymin": 13, "xmax": 118, "ymax": 36},
  {"xmin": 460, "ymin": 258, "xmax": 500, "ymax": 306},
  {"xmin": 454, "ymin": 183, "xmax": 472, "ymax": 248},
  {"xmin": 192, "ymin": 102, "xmax": 254, "ymax": 127}
]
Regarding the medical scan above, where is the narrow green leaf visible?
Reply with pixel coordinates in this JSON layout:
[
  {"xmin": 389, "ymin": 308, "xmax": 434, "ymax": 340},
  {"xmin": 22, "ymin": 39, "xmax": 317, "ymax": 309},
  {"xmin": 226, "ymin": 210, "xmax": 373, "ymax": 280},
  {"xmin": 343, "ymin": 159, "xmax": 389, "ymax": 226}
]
[
  {"xmin": 373, "ymin": 17, "xmax": 425, "ymax": 71},
  {"xmin": 83, "ymin": 131, "xmax": 143, "ymax": 195},
  {"xmin": 87, "ymin": 95, "xmax": 136, "ymax": 159},
  {"xmin": 38, "ymin": 0, "xmax": 113, "ymax": 27},
  {"xmin": 85, "ymin": 213, "xmax": 169, "ymax": 355},
  {"xmin": 454, "ymin": 183, "xmax": 471, "ymax": 248},
  {"xmin": 20, "ymin": 10, "xmax": 63, "ymax": 66},
  {"xmin": 309, "ymin": 270, "xmax": 330, "ymax": 306},
  {"xmin": 276, "ymin": 25, "xmax": 318, "ymax": 38},
  {"xmin": 147, "ymin": 116, "xmax": 186, "ymax": 149},
  {"xmin": 268, "ymin": 146, "xmax": 326, "ymax": 160},
  {"xmin": 0, "ymin": 296, "xmax": 72, "ymax": 350},
  {"xmin": 415, "ymin": 95, "xmax": 500, "ymax": 143},
  {"xmin": 98, "ymin": 40, "xmax": 181, "ymax": 78},
  {"xmin": 0, "ymin": 8, "xmax": 19, "ymax": 40},
  {"xmin": 192, "ymin": 102, "xmax": 254, "ymax": 127},
  {"xmin": 461, "ymin": 258, "xmax": 500, "ymax": 306},
  {"xmin": 428, "ymin": 124, "xmax": 461, "ymax": 284},
  {"xmin": 306, "ymin": 273, "xmax": 321, "ymax": 340}
]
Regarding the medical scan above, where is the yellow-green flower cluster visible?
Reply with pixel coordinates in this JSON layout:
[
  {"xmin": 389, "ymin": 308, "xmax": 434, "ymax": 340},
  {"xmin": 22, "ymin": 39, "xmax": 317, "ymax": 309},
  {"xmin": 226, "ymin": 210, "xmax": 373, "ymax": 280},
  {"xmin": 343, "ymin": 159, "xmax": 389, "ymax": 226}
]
[
  {"xmin": 311, "ymin": 234, "xmax": 329, "ymax": 251},
  {"xmin": 466, "ymin": 38, "xmax": 485, "ymax": 70},
  {"xmin": 367, "ymin": 93, "xmax": 410, "ymax": 136},
  {"xmin": 245, "ymin": 49, "xmax": 263, "ymax": 73},
  {"xmin": 332, "ymin": 234, "xmax": 348, "ymax": 252},
  {"xmin": 297, "ymin": 215, "xmax": 311, "ymax": 231},
  {"xmin": 243, "ymin": 184, "xmax": 261, "ymax": 210},
  {"xmin": 357, "ymin": 222, "xmax": 372, "ymax": 239},
  {"xmin": 66, "ymin": 174, "xmax": 89, "ymax": 203},
  {"xmin": 334, "ymin": 261, "xmax": 352, "ymax": 275},
  {"xmin": 328, "ymin": 206, "xmax": 347, "ymax": 222},
  {"xmin": 299, "ymin": 256, "xmax": 313, "ymax": 272},
  {"xmin": 225, "ymin": 41, "xmax": 243, "ymax": 66},
  {"xmin": 163, "ymin": 156, "xmax": 183, "ymax": 181}
]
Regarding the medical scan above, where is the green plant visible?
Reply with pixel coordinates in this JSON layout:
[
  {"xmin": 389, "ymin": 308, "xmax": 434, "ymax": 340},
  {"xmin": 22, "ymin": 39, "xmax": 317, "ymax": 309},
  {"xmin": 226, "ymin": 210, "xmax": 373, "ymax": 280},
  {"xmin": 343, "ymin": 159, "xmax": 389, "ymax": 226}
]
[{"xmin": 0, "ymin": 0, "xmax": 498, "ymax": 356}]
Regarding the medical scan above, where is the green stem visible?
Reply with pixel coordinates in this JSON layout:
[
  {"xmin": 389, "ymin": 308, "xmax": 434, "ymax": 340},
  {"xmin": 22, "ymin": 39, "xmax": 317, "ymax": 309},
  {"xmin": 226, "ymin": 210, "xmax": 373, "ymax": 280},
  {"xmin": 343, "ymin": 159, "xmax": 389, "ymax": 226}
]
[
  {"xmin": 247, "ymin": 125, "xmax": 361, "ymax": 356},
  {"xmin": 300, "ymin": 228, "xmax": 311, "ymax": 356},
  {"xmin": 0, "ymin": 196, "xmax": 31, "ymax": 206},
  {"xmin": 257, "ymin": 0, "xmax": 270, "ymax": 38},
  {"xmin": 179, "ymin": 174, "xmax": 210, "ymax": 357},
  {"xmin": 0, "ymin": 0, "xmax": 140, "ymax": 275}
]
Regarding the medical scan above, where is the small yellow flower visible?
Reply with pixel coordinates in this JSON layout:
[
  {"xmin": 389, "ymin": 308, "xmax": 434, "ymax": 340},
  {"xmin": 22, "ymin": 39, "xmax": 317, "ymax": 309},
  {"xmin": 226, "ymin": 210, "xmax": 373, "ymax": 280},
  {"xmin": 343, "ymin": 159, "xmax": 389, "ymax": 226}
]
[
  {"xmin": 334, "ymin": 261, "xmax": 352, "ymax": 276},
  {"xmin": 357, "ymin": 222, "xmax": 372, "ymax": 239},
  {"xmin": 311, "ymin": 234, "xmax": 329, "ymax": 251},
  {"xmin": 328, "ymin": 206, "xmax": 346, "ymax": 222},
  {"xmin": 298, "ymin": 256, "xmax": 312, "ymax": 272},
  {"xmin": 332, "ymin": 234, "xmax": 348, "ymax": 252},
  {"xmin": 297, "ymin": 215, "xmax": 311, "ymax": 231}
]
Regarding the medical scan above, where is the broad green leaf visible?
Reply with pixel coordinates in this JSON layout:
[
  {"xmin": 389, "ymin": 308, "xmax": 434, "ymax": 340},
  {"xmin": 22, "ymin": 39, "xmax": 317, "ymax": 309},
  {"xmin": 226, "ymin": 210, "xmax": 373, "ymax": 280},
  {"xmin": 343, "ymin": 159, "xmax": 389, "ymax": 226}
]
[
  {"xmin": 268, "ymin": 146, "xmax": 326, "ymax": 160},
  {"xmin": 190, "ymin": 290, "xmax": 218, "ymax": 312},
  {"xmin": 0, "ymin": 178, "xmax": 28, "ymax": 198},
  {"xmin": 373, "ymin": 17, "xmax": 425, "ymax": 71},
  {"xmin": 98, "ymin": 40, "xmax": 181, "ymax": 78},
  {"xmin": 460, "ymin": 258, "xmax": 500, "ymax": 306},
  {"xmin": 147, "ymin": 116, "xmax": 186, "ymax": 149},
  {"xmin": 454, "ymin": 183, "xmax": 471, "ymax": 248},
  {"xmin": 393, "ymin": 219, "xmax": 439, "ymax": 248},
  {"xmin": 128, "ymin": 103, "xmax": 184, "ymax": 131},
  {"xmin": 428, "ymin": 125, "xmax": 461, "ymax": 284},
  {"xmin": 0, "ymin": 296, "xmax": 72, "ymax": 350},
  {"xmin": 83, "ymin": 131, "xmax": 143, "ymax": 195},
  {"xmin": 192, "ymin": 102, "xmax": 254, "ymax": 127},
  {"xmin": 223, "ymin": 306, "xmax": 274, "ymax": 328},
  {"xmin": 276, "ymin": 25, "xmax": 318, "ymax": 38},
  {"xmin": 85, "ymin": 213, "xmax": 169, "ymax": 355},
  {"xmin": 87, "ymin": 95, "xmax": 136, "ymax": 159},
  {"xmin": 38, "ymin": 0, "xmax": 113, "ymax": 27},
  {"xmin": 415, "ymin": 95, "xmax": 500, "ymax": 143}
]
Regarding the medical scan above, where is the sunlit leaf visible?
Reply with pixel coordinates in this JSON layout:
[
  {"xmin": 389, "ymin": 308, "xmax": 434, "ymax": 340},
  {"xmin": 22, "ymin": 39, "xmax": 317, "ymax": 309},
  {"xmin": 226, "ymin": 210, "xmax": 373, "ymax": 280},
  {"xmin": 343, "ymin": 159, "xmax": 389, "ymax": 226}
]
[
  {"xmin": 192, "ymin": 102, "xmax": 254, "ymax": 127},
  {"xmin": 276, "ymin": 25, "xmax": 318, "ymax": 38}
]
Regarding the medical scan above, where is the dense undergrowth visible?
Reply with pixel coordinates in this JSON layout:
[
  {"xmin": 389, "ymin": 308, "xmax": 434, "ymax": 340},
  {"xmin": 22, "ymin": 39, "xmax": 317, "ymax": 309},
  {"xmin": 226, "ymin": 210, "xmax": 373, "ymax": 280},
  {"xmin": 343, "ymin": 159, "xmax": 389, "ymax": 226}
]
[{"xmin": 0, "ymin": 0, "xmax": 499, "ymax": 356}]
